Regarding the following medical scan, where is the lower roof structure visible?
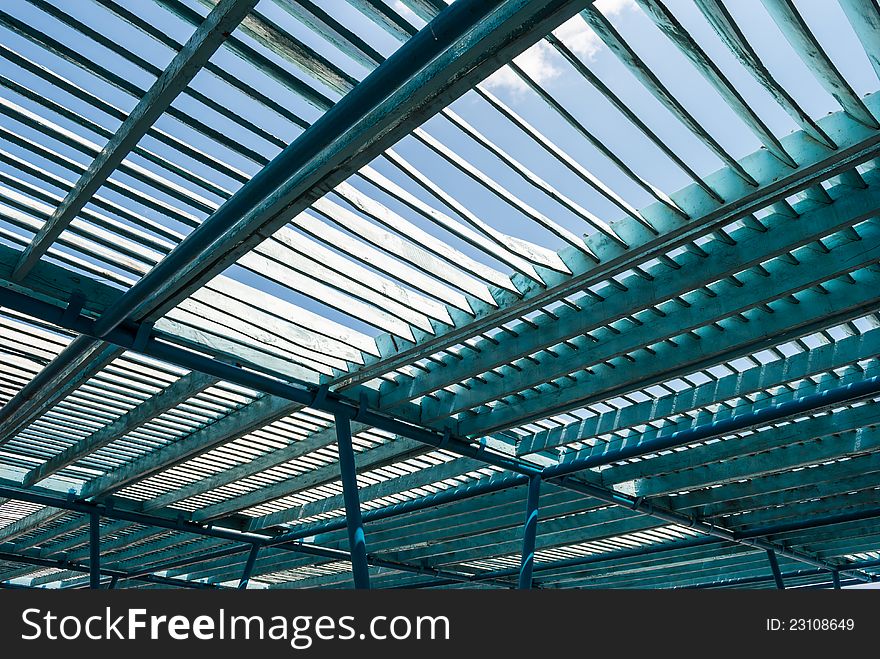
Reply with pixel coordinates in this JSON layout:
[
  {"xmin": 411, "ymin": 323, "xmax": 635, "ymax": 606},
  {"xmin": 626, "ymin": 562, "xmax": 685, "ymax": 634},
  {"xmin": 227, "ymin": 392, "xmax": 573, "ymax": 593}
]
[{"xmin": 1, "ymin": 0, "xmax": 880, "ymax": 589}]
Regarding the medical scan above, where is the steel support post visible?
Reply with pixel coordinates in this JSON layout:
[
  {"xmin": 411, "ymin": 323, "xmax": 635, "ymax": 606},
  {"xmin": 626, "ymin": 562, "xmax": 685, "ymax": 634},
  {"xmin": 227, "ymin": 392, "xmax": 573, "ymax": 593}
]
[
  {"xmin": 766, "ymin": 548, "xmax": 785, "ymax": 590},
  {"xmin": 335, "ymin": 414, "xmax": 370, "ymax": 589},
  {"xmin": 238, "ymin": 543, "xmax": 260, "ymax": 589},
  {"xmin": 832, "ymin": 569, "xmax": 841, "ymax": 590},
  {"xmin": 518, "ymin": 475, "xmax": 541, "ymax": 589},
  {"xmin": 89, "ymin": 511, "xmax": 100, "ymax": 589}
]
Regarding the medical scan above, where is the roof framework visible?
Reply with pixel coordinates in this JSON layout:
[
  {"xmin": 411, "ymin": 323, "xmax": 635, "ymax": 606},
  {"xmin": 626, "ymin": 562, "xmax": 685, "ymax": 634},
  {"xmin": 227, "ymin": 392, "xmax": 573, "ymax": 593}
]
[{"xmin": 0, "ymin": 0, "xmax": 879, "ymax": 589}]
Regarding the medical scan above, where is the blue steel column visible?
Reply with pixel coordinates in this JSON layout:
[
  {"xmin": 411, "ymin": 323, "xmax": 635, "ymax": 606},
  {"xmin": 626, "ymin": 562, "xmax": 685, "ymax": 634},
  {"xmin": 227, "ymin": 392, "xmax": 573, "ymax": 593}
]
[
  {"xmin": 335, "ymin": 414, "xmax": 370, "ymax": 589},
  {"xmin": 766, "ymin": 549, "xmax": 785, "ymax": 590},
  {"xmin": 89, "ymin": 511, "xmax": 100, "ymax": 589},
  {"xmin": 832, "ymin": 570, "xmax": 841, "ymax": 590},
  {"xmin": 238, "ymin": 544, "xmax": 260, "ymax": 589},
  {"xmin": 518, "ymin": 475, "xmax": 541, "ymax": 589}
]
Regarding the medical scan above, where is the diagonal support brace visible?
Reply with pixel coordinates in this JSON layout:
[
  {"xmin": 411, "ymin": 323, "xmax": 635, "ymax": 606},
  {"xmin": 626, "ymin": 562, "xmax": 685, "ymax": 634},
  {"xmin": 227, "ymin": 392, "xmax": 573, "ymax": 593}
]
[
  {"xmin": 335, "ymin": 413, "xmax": 370, "ymax": 589},
  {"xmin": 766, "ymin": 548, "xmax": 785, "ymax": 590},
  {"xmin": 238, "ymin": 543, "xmax": 261, "ymax": 589}
]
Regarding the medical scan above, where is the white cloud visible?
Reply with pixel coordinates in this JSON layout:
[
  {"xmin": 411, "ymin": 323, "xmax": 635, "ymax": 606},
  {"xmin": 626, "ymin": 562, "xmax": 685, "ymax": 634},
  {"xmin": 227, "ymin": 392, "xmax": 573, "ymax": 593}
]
[
  {"xmin": 393, "ymin": 1, "xmax": 423, "ymax": 25},
  {"xmin": 596, "ymin": 0, "xmax": 638, "ymax": 16},
  {"xmin": 484, "ymin": 0, "xmax": 637, "ymax": 94},
  {"xmin": 485, "ymin": 41, "xmax": 564, "ymax": 93}
]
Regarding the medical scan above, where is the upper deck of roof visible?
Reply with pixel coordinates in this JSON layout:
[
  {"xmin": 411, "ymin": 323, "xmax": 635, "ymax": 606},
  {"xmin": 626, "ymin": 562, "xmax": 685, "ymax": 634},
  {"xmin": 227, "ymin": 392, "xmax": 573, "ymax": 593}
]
[{"xmin": 1, "ymin": 0, "xmax": 880, "ymax": 589}]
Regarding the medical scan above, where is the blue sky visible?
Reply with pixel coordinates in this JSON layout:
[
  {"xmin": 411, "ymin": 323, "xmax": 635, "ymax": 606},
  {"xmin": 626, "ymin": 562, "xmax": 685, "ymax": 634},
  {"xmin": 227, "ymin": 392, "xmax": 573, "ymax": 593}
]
[{"xmin": 0, "ymin": 0, "xmax": 878, "ymax": 339}]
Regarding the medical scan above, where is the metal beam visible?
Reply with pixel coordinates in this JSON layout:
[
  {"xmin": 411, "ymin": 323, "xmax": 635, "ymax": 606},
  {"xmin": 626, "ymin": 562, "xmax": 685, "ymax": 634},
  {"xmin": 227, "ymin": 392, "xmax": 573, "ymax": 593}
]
[
  {"xmin": 0, "ymin": 0, "xmax": 584, "ymax": 520},
  {"xmin": 459, "ymin": 264, "xmax": 880, "ymax": 436},
  {"xmin": 0, "ymin": 280, "xmax": 536, "ymax": 478},
  {"xmin": 766, "ymin": 549, "xmax": 785, "ymax": 589},
  {"xmin": 519, "ymin": 330, "xmax": 880, "ymax": 455},
  {"xmin": 237, "ymin": 544, "xmax": 260, "ymax": 590},
  {"xmin": 79, "ymin": 393, "xmax": 298, "ymax": 499},
  {"xmin": 0, "ymin": 481, "xmax": 512, "ymax": 588},
  {"xmin": 246, "ymin": 455, "xmax": 491, "ymax": 531},
  {"xmin": 0, "ymin": 548, "xmax": 220, "ymax": 589},
  {"xmin": 192, "ymin": 436, "xmax": 423, "ymax": 523},
  {"xmin": 517, "ymin": 475, "xmax": 540, "ymax": 589},
  {"xmin": 335, "ymin": 414, "xmax": 370, "ymax": 589},
  {"xmin": 341, "ymin": 97, "xmax": 880, "ymax": 395},
  {"xmin": 0, "ymin": 270, "xmax": 875, "ymax": 583},
  {"xmin": 548, "ymin": 478, "xmax": 872, "ymax": 584},
  {"xmin": 89, "ymin": 511, "xmax": 100, "ymax": 590}
]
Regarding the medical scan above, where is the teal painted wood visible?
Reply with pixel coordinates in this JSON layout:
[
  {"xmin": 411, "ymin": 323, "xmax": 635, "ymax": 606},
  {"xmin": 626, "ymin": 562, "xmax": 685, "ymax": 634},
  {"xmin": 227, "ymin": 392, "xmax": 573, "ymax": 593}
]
[
  {"xmin": 0, "ymin": 10, "xmax": 285, "ymax": 164},
  {"xmin": 0, "ymin": 338, "xmax": 122, "ymax": 446},
  {"xmin": 143, "ymin": 421, "xmax": 373, "ymax": 513},
  {"xmin": 459, "ymin": 265, "xmax": 880, "ymax": 435},
  {"xmin": 670, "ymin": 452, "xmax": 880, "ymax": 512},
  {"xmin": 698, "ymin": 471, "xmax": 880, "ymax": 520},
  {"xmin": 188, "ymin": 491, "xmax": 648, "ymax": 580},
  {"xmin": 1, "ymin": 255, "xmax": 872, "ymax": 584},
  {"xmin": 520, "ymin": 332, "xmax": 880, "ymax": 455},
  {"xmin": 191, "ymin": 436, "xmax": 423, "ymax": 522},
  {"xmin": 35, "ymin": 528, "xmax": 166, "ymax": 569},
  {"xmin": 761, "ymin": 0, "xmax": 879, "ymax": 129},
  {"xmin": 765, "ymin": 519, "xmax": 880, "ymax": 548},
  {"xmin": 23, "ymin": 371, "xmax": 220, "ymax": 486},
  {"xmin": 637, "ymin": 424, "xmax": 880, "ymax": 497},
  {"xmin": 77, "ymin": 395, "xmax": 300, "ymax": 499},
  {"xmin": 607, "ymin": 398, "xmax": 880, "ymax": 487},
  {"xmin": 239, "ymin": 488, "xmax": 596, "ymax": 570},
  {"xmin": 6, "ymin": 1, "xmax": 880, "ymax": 590},
  {"xmin": 694, "ymin": 0, "xmax": 834, "ymax": 148},
  {"xmin": 88, "ymin": 0, "xmax": 588, "ymax": 338},
  {"xmin": 352, "ymin": 96, "xmax": 880, "ymax": 394},
  {"xmin": 453, "ymin": 537, "xmax": 729, "ymax": 583},
  {"xmin": 382, "ymin": 177, "xmax": 880, "ymax": 414},
  {"xmin": 245, "ymin": 456, "xmax": 491, "ymax": 530},
  {"xmin": 596, "ymin": 363, "xmax": 880, "ymax": 482},
  {"xmin": 587, "ymin": 556, "xmax": 800, "ymax": 590},
  {"xmin": 352, "ymin": 490, "xmax": 594, "ymax": 555},
  {"xmin": 372, "ymin": 514, "xmax": 661, "ymax": 568},
  {"xmin": 424, "ymin": 216, "xmax": 880, "ymax": 422},
  {"xmin": 0, "ymin": 507, "xmax": 66, "ymax": 544},
  {"xmin": 839, "ymin": 0, "xmax": 880, "ymax": 80},
  {"xmin": 542, "ymin": 33, "xmax": 721, "ymax": 201},
  {"xmin": 635, "ymin": 0, "xmax": 797, "ymax": 166},
  {"xmin": 730, "ymin": 490, "xmax": 880, "ymax": 532},
  {"xmin": 579, "ymin": 5, "xmax": 756, "ymax": 184}
]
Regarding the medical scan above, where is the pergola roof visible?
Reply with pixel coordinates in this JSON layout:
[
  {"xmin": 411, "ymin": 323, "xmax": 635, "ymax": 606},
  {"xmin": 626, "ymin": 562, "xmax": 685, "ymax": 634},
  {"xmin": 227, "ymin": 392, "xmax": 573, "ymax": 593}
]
[{"xmin": 0, "ymin": 0, "xmax": 880, "ymax": 589}]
